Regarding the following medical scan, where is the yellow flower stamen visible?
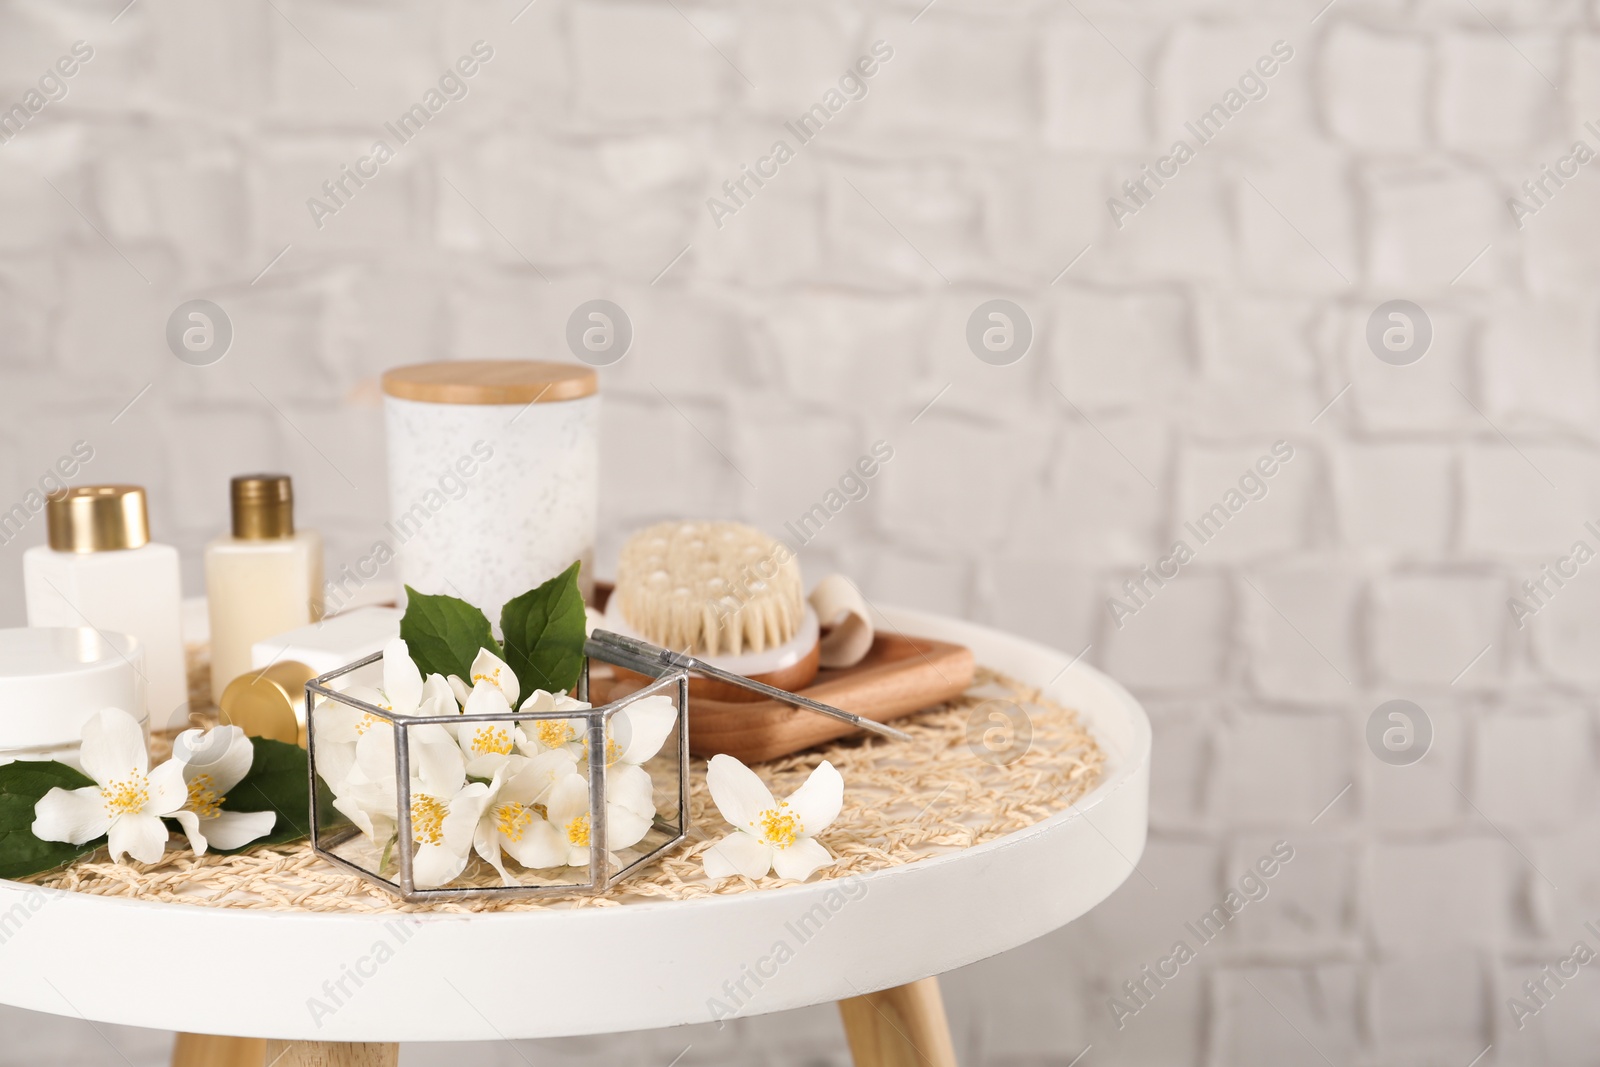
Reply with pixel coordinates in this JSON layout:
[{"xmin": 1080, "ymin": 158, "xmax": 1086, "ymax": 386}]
[
  {"xmin": 496, "ymin": 802, "xmax": 533, "ymax": 843},
  {"xmin": 411, "ymin": 795, "xmax": 447, "ymax": 846},
  {"xmin": 354, "ymin": 713, "xmax": 382, "ymax": 736},
  {"xmin": 757, "ymin": 802, "xmax": 802, "ymax": 849},
  {"xmin": 581, "ymin": 736, "xmax": 624, "ymax": 767},
  {"xmin": 472, "ymin": 669, "xmax": 502, "ymax": 688},
  {"xmin": 102, "ymin": 773, "xmax": 150, "ymax": 817},
  {"xmin": 471, "ymin": 726, "xmax": 513, "ymax": 757},
  {"xmin": 536, "ymin": 721, "xmax": 576, "ymax": 749},
  {"xmin": 185, "ymin": 773, "xmax": 224, "ymax": 819},
  {"xmin": 566, "ymin": 812, "xmax": 591, "ymax": 847}
]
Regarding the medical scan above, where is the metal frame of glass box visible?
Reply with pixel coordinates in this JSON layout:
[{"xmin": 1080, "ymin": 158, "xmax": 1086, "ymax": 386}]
[{"xmin": 304, "ymin": 648, "xmax": 690, "ymax": 903}]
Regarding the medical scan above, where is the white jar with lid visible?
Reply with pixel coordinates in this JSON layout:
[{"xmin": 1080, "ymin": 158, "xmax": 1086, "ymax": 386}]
[
  {"xmin": 0, "ymin": 628, "xmax": 147, "ymax": 771},
  {"xmin": 381, "ymin": 360, "xmax": 599, "ymax": 615}
]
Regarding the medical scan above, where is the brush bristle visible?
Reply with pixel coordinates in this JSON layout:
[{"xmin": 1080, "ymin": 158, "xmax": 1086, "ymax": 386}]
[{"xmin": 615, "ymin": 520, "xmax": 804, "ymax": 657}]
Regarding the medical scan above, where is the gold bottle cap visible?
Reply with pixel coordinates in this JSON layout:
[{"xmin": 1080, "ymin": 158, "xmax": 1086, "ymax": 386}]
[
  {"xmin": 231, "ymin": 474, "xmax": 295, "ymax": 540},
  {"xmin": 46, "ymin": 486, "xmax": 151, "ymax": 553}
]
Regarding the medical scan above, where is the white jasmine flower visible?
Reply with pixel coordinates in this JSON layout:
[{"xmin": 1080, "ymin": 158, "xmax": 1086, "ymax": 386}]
[
  {"xmin": 32, "ymin": 707, "xmax": 187, "ymax": 864},
  {"xmin": 447, "ymin": 647, "xmax": 518, "ymax": 710},
  {"xmin": 458, "ymin": 749, "xmax": 579, "ymax": 884},
  {"xmin": 542, "ymin": 772, "xmax": 599, "ymax": 868},
  {"xmin": 334, "ymin": 637, "xmax": 459, "ymax": 725},
  {"xmin": 317, "ymin": 638, "xmax": 457, "ymax": 775},
  {"xmin": 313, "ymin": 638, "xmax": 459, "ymax": 844},
  {"xmin": 453, "ymin": 681, "xmax": 529, "ymax": 779},
  {"xmin": 541, "ymin": 754, "xmax": 662, "ymax": 870},
  {"xmin": 702, "ymin": 755, "xmax": 842, "ymax": 882},
  {"xmin": 167, "ymin": 724, "xmax": 276, "ymax": 855},
  {"xmin": 404, "ymin": 731, "xmax": 481, "ymax": 890},
  {"xmin": 514, "ymin": 688, "xmax": 593, "ymax": 756},
  {"xmin": 519, "ymin": 693, "xmax": 675, "ymax": 853},
  {"xmin": 589, "ymin": 695, "xmax": 677, "ymax": 830},
  {"xmin": 519, "ymin": 692, "xmax": 675, "ymax": 771}
]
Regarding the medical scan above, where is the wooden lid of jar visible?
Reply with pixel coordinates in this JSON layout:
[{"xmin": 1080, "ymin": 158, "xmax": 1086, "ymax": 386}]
[{"xmin": 381, "ymin": 360, "xmax": 599, "ymax": 405}]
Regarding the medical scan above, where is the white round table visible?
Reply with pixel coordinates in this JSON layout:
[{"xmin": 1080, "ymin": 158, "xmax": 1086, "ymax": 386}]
[{"xmin": 0, "ymin": 608, "xmax": 1151, "ymax": 1066}]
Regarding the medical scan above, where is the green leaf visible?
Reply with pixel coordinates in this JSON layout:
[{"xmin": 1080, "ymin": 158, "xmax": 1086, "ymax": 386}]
[
  {"xmin": 400, "ymin": 585, "xmax": 503, "ymax": 682},
  {"xmin": 501, "ymin": 560, "xmax": 587, "ymax": 696},
  {"xmin": 0, "ymin": 761, "xmax": 102, "ymax": 880},
  {"xmin": 212, "ymin": 738, "xmax": 329, "ymax": 853}
]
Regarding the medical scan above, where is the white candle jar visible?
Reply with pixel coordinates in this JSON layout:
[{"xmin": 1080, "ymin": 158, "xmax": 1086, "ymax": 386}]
[{"xmin": 381, "ymin": 361, "xmax": 600, "ymax": 616}]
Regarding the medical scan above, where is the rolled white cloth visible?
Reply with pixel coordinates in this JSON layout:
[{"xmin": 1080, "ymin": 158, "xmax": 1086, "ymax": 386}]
[{"xmin": 808, "ymin": 574, "xmax": 875, "ymax": 669}]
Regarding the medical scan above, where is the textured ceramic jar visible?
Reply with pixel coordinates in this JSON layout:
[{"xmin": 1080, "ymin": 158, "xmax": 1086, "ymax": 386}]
[{"xmin": 381, "ymin": 361, "xmax": 599, "ymax": 616}]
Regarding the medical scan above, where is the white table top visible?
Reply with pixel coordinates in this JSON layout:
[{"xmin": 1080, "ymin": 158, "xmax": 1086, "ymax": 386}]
[{"xmin": 0, "ymin": 606, "xmax": 1151, "ymax": 1043}]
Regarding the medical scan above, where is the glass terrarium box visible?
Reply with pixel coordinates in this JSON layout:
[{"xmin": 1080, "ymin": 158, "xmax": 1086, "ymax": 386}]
[{"xmin": 305, "ymin": 651, "xmax": 689, "ymax": 902}]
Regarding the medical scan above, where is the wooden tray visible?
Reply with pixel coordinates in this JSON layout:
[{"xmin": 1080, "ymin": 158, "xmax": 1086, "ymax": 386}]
[{"xmin": 591, "ymin": 632, "xmax": 975, "ymax": 763}]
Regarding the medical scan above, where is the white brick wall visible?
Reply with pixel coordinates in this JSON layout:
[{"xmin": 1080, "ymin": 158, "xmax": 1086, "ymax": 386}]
[{"xmin": 1, "ymin": 0, "xmax": 1598, "ymax": 1064}]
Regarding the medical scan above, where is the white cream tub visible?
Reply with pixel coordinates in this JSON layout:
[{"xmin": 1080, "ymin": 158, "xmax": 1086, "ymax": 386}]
[
  {"xmin": 381, "ymin": 361, "xmax": 600, "ymax": 616},
  {"xmin": 0, "ymin": 627, "xmax": 148, "ymax": 771}
]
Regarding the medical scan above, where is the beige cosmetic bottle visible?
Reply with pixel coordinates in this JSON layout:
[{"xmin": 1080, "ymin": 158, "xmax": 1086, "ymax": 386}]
[{"xmin": 206, "ymin": 475, "xmax": 324, "ymax": 703}]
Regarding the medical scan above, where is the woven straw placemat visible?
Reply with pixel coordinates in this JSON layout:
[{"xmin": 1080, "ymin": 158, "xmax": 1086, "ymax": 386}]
[{"xmin": 28, "ymin": 667, "xmax": 1103, "ymax": 913}]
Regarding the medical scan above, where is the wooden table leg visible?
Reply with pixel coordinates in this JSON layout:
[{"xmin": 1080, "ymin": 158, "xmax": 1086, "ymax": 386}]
[
  {"xmin": 263, "ymin": 1042, "xmax": 398, "ymax": 1067},
  {"xmin": 838, "ymin": 977, "xmax": 959, "ymax": 1067},
  {"xmin": 171, "ymin": 1033, "xmax": 266, "ymax": 1067}
]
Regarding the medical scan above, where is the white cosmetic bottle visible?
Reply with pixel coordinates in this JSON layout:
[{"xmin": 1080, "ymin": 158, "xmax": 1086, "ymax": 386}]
[
  {"xmin": 23, "ymin": 486, "xmax": 188, "ymax": 725},
  {"xmin": 205, "ymin": 474, "xmax": 324, "ymax": 704}
]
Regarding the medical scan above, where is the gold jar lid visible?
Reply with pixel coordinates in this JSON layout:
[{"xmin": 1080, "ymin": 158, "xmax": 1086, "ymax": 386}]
[
  {"xmin": 381, "ymin": 360, "xmax": 599, "ymax": 405},
  {"xmin": 47, "ymin": 486, "xmax": 150, "ymax": 553},
  {"xmin": 232, "ymin": 474, "xmax": 295, "ymax": 540},
  {"xmin": 218, "ymin": 660, "xmax": 316, "ymax": 746}
]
